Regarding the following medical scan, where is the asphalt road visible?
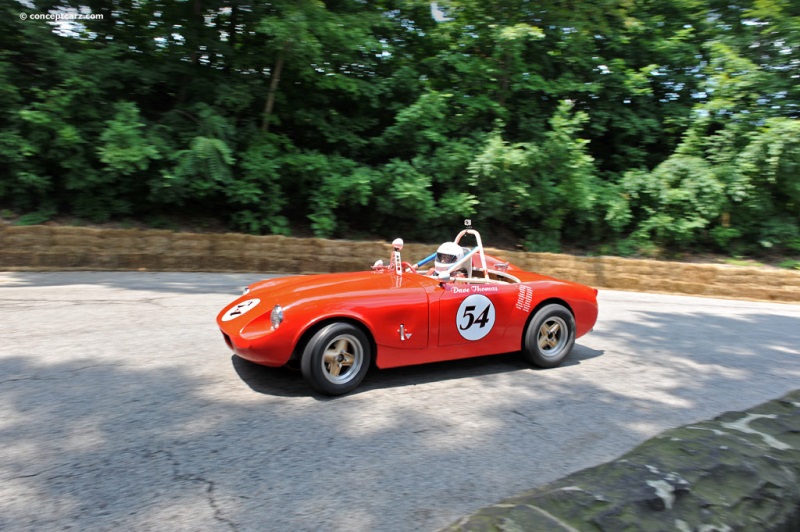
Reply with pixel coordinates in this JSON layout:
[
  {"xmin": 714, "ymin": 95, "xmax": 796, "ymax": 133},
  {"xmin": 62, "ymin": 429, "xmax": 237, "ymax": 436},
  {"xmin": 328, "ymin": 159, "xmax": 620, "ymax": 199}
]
[{"xmin": 1, "ymin": 271, "xmax": 799, "ymax": 531}]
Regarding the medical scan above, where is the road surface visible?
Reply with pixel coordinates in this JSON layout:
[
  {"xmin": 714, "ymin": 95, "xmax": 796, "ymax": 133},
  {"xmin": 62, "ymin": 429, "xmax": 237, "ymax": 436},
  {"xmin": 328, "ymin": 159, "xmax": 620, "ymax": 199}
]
[{"xmin": 1, "ymin": 271, "xmax": 799, "ymax": 531}]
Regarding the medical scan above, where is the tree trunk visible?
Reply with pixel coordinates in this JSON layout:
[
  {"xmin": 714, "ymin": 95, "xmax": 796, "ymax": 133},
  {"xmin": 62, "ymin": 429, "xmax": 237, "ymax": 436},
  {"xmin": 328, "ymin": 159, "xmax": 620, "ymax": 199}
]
[{"xmin": 262, "ymin": 50, "xmax": 286, "ymax": 133}]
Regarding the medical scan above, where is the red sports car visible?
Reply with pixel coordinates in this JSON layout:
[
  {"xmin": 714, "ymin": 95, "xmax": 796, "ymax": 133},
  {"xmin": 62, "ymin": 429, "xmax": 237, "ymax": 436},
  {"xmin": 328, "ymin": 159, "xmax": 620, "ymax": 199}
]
[{"xmin": 217, "ymin": 223, "xmax": 599, "ymax": 395}]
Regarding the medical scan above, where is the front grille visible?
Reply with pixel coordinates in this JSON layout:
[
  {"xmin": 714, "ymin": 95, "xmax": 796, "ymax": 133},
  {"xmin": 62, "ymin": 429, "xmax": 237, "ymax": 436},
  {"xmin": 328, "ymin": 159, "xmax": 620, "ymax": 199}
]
[{"xmin": 222, "ymin": 332, "xmax": 233, "ymax": 349}]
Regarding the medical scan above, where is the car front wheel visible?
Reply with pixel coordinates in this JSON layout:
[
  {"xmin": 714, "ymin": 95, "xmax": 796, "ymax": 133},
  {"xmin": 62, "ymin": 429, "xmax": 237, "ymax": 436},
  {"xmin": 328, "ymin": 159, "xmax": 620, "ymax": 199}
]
[
  {"xmin": 522, "ymin": 304, "xmax": 576, "ymax": 368},
  {"xmin": 301, "ymin": 322, "xmax": 371, "ymax": 395}
]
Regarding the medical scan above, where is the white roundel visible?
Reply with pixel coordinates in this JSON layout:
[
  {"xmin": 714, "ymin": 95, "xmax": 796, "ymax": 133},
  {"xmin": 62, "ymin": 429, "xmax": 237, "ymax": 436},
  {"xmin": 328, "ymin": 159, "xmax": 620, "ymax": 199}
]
[
  {"xmin": 456, "ymin": 294, "xmax": 496, "ymax": 341},
  {"xmin": 221, "ymin": 298, "xmax": 260, "ymax": 322}
]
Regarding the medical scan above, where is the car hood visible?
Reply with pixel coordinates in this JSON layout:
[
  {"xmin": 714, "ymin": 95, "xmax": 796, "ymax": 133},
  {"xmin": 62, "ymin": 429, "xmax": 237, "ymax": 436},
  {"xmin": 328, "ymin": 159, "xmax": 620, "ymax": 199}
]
[
  {"xmin": 227, "ymin": 270, "xmax": 425, "ymax": 317},
  {"xmin": 248, "ymin": 270, "xmax": 416, "ymax": 297}
]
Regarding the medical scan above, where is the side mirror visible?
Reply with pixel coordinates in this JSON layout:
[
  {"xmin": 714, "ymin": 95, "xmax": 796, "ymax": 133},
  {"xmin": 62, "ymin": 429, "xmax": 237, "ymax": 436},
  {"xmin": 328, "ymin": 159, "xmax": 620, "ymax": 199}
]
[{"xmin": 437, "ymin": 272, "xmax": 452, "ymax": 283}]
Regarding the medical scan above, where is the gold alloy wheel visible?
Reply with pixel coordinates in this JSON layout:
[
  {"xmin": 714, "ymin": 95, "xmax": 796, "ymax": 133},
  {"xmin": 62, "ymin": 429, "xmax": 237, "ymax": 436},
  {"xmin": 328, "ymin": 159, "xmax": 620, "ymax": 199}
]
[
  {"xmin": 320, "ymin": 334, "xmax": 363, "ymax": 384},
  {"xmin": 537, "ymin": 316, "xmax": 568, "ymax": 358}
]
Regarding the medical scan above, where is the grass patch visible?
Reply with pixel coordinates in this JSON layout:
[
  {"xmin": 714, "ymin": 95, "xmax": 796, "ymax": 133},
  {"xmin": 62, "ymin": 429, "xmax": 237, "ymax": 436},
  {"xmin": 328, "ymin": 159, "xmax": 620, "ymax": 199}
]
[
  {"xmin": 778, "ymin": 259, "xmax": 800, "ymax": 271},
  {"xmin": 724, "ymin": 257, "xmax": 766, "ymax": 268}
]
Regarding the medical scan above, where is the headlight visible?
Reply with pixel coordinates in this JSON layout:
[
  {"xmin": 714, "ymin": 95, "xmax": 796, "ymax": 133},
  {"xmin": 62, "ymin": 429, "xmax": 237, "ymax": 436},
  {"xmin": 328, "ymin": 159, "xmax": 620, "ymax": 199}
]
[{"xmin": 270, "ymin": 305, "xmax": 283, "ymax": 329}]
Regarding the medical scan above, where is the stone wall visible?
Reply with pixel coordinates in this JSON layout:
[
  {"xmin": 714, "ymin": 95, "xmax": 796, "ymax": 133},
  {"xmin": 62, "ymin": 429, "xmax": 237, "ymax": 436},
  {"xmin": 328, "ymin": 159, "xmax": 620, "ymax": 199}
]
[
  {"xmin": 1, "ymin": 224, "xmax": 799, "ymax": 302},
  {"xmin": 445, "ymin": 389, "xmax": 800, "ymax": 531}
]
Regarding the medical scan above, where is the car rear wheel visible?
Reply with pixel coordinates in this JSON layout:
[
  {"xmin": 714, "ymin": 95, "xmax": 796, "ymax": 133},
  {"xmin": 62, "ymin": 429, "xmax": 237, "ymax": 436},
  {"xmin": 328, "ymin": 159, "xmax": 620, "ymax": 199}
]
[
  {"xmin": 301, "ymin": 322, "xmax": 371, "ymax": 395},
  {"xmin": 522, "ymin": 304, "xmax": 576, "ymax": 368}
]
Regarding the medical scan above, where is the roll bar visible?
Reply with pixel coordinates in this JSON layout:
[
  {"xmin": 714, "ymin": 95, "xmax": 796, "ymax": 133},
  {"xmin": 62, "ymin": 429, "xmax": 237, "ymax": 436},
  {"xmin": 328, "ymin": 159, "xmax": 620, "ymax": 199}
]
[
  {"xmin": 402, "ymin": 221, "xmax": 491, "ymax": 281},
  {"xmin": 446, "ymin": 229, "xmax": 489, "ymax": 281}
]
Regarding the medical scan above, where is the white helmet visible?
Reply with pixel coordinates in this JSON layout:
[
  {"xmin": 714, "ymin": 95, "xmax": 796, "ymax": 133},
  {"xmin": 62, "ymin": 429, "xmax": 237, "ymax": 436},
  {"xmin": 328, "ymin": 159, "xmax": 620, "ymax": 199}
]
[{"xmin": 435, "ymin": 241, "xmax": 464, "ymax": 273}]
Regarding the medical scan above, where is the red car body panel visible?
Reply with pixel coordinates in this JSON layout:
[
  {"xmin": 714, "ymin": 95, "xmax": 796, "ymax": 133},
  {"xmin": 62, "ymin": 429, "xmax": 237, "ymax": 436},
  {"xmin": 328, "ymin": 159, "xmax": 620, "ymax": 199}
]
[{"xmin": 217, "ymin": 252, "xmax": 599, "ymax": 371}]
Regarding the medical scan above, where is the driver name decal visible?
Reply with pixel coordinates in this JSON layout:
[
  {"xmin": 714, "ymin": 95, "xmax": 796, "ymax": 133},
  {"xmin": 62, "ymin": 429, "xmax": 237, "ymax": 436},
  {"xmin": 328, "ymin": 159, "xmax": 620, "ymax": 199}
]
[
  {"xmin": 221, "ymin": 298, "xmax": 260, "ymax": 322},
  {"xmin": 456, "ymin": 294, "xmax": 496, "ymax": 341},
  {"xmin": 450, "ymin": 285, "xmax": 499, "ymax": 294}
]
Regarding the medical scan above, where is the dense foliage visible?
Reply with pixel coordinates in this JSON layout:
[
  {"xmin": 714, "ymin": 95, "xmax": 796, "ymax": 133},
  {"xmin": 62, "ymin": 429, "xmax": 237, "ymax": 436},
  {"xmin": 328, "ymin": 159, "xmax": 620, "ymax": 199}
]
[{"xmin": 2, "ymin": 0, "xmax": 799, "ymax": 256}]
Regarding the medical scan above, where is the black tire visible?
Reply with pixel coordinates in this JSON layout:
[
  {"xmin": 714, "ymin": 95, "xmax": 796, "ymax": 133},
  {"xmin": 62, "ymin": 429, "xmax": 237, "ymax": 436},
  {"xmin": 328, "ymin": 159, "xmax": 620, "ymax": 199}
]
[
  {"xmin": 522, "ymin": 304, "xmax": 576, "ymax": 368},
  {"xmin": 300, "ymin": 322, "xmax": 371, "ymax": 395}
]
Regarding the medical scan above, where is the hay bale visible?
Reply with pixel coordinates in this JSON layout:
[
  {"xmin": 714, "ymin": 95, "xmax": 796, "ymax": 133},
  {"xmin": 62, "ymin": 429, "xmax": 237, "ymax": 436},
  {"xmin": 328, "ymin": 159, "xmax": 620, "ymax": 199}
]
[
  {"xmin": 2, "ymin": 225, "xmax": 795, "ymax": 302},
  {"xmin": 567, "ymin": 271, "xmax": 599, "ymax": 286},
  {"xmin": 776, "ymin": 270, "xmax": 800, "ymax": 283},
  {"xmin": 206, "ymin": 255, "xmax": 233, "ymax": 271},
  {"xmin": 778, "ymin": 286, "xmax": 800, "ymax": 302},
  {"xmin": 240, "ymin": 239, "xmax": 282, "ymax": 256},
  {"xmin": 0, "ymin": 250, "xmax": 38, "ymax": 268},
  {"xmin": 279, "ymin": 242, "xmax": 310, "ymax": 257},
  {"xmin": 137, "ymin": 230, "xmax": 173, "ymax": 253},
  {"xmin": 363, "ymin": 241, "xmax": 393, "ymax": 255},
  {"xmin": 234, "ymin": 254, "xmax": 263, "ymax": 272},
  {"xmin": 169, "ymin": 233, "xmax": 212, "ymax": 255},
  {"xmin": 401, "ymin": 243, "xmax": 431, "ymax": 264},
  {"xmin": 670, "ymin": 281, "xmax": 710, "ymax": 295},
  {"xmin": 37, "ymin": 250, "xmax": 93, "ymax": 269},
  {"xmin": 580, "ymin": 257, "xmax": 609, "ymax": 285},
  {"xmin": 242, "ymin": 235, "xmax": 287, "ymax": 255},
  {"xmin": 99, "ymin": 229, "xmax": 146, "ymax": 252},
  {"xmin": 760, "ymin": 270, "xmax": 800, "ymax": 288},
  {"xmin": 241, "ymin": 250, "xmax": 269, "ymax": 265},
  {"xmin": 109, "ymin": 253, "xmax": 152, "ymax": 270},
  {"xmin": 642, "ymin": 279, "xmax": 677, "ymax": 293},
  {"xmin": 667, "ymin": 264, "xmax": 717, "ymax": 284},
  {"xmin": 646, "ymin": 263, "xmax": 684, "ymax": 280},
  {"xmin": 543, "ymin": 268, "xmax": 575, "ymax": 283},
  {"xmin": 733, "ymin": 285, "xmax": 790, "ymax": 302},
  {"xmin": 203, "ymin": 252, "xmax": 245, "ymax": 271},
  {"xmin": 160, "ymin": 255, "xmax": 206, "ymax": 271},
  {"xmin": 313, "ymin": 238, "xmax": 337, "ymax": 256},
  {"xmin": 547, "ymin": 254, "xmax": 580, "ymax": 270},
  {"xmin": 609, "ymin": 274, "xmax": 643, "ymax": 291},
  {"xmin": 764, "ymin": 287, "xmax": 797, "ymax": 302},
  {"xmin": 329, "ymin": 256, "xmax": 366, "ymax": 272},
  {"xmin": 3, "ymin": 226, "xmax": 54, "ymax": 251},
  {"xmin": 297, "ymin": 255, "xmax": 325, "ymax": 273},
  {"xmin": 50, "ymin": 227, "xmax": 104, "ymax": 250},
  {"xmin": 263, "ymin": 257, "xmax": 299, "ymax": 273},
  {"xmin": 328, "ymin": 240, "xmax": 356, "ymax": 258},
  {"xmin": 210, "ymin": 233, "xmax": 251, "ymax": 254}
]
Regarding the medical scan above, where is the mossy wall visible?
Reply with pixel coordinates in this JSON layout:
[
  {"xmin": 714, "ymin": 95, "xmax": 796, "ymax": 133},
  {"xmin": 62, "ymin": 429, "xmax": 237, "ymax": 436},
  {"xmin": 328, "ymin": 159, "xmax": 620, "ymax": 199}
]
[{"xmin": 445, "ymin": 390, "xmax": 800, "ymax": 531}]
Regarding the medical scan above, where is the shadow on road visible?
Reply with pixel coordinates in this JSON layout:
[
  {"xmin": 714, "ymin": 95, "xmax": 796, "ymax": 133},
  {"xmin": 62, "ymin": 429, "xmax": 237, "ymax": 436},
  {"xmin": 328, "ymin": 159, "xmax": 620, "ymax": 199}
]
[
  {"xmin": 2, "ymin": 299, "xmax": 799, "ymax": 530},
  {"xmin": 230, "ymin": 344, "xmax": 606, "ymax": 398}
]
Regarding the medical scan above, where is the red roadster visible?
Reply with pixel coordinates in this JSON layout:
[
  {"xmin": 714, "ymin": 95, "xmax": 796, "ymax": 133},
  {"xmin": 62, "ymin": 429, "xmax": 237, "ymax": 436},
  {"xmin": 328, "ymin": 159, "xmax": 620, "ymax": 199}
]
[{"xmin": 217, "ymin": 223, "xmax": 599, "ymax": 395}]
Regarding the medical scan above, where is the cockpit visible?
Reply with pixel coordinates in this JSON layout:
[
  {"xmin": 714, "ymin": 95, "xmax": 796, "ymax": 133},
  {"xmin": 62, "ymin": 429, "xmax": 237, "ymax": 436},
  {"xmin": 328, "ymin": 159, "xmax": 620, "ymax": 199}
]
[{"xmin": 379, "ymin": 220, "xmax": 521, "ymax": 285}]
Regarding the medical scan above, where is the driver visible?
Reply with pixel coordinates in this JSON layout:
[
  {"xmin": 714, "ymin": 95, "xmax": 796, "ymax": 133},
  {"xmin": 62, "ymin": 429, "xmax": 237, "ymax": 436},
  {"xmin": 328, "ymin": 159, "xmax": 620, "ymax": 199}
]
[
  {"xmin": 434, "ymin": 241, "xmax": 464, "ymax": 274},
  {"xmin": 421, "ymin": 241, "xmax": 471, "ymax": 277}
]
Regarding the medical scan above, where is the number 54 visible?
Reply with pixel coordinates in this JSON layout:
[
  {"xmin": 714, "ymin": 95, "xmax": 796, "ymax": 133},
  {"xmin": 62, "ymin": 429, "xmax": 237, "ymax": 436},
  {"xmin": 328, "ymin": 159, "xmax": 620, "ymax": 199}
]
[{"xmin": 459, "ymin": 305, "xmax": 491, "ymax": 330}]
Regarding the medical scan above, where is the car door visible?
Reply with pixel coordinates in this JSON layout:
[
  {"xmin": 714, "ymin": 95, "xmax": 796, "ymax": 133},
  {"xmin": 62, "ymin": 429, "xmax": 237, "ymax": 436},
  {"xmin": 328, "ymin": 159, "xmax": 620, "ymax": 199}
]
[{"xmin": 437, "ymin": 282, "xmax": 518, "ymax": 350}]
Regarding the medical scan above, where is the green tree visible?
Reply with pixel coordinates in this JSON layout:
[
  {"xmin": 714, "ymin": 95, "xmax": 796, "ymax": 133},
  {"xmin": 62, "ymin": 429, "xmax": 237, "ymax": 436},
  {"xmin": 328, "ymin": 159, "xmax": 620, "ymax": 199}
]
[{"xmin": 468, "ymin": 101, "xmax": 598, "ymax": 250}]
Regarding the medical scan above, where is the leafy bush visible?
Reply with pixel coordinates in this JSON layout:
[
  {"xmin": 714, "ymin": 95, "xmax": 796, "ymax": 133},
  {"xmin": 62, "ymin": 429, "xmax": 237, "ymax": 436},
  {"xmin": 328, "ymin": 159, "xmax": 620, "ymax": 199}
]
[
  {"xmin": 621, "ymin": 155, "xmax": 724, "ymax": 249},
  {"xmin": 15, "ymin": 208, "xmax": 55, "ymax": 226},
  {"xmin": 468, "ymin": 102, "xmax": 599, "ymax": 251},
  {"xmin": 0, "ymin": 0, "xmax": 798, "ymax": 260}
]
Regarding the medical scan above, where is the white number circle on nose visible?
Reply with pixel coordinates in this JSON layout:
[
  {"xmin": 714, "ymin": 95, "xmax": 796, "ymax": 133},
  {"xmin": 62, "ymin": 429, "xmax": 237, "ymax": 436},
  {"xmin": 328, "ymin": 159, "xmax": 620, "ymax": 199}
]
[
  {"xmin": 456, "ymin": 294, "xmax": 496, "ymax": 341},
  {"xmin": 222, "ymin": 298, "xmax": 260, "ymax": 322}
]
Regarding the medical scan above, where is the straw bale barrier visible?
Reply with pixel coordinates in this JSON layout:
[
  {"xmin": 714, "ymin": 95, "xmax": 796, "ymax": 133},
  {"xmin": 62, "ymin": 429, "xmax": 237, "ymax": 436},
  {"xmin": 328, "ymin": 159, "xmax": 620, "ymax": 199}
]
[{"xmin": 1, "ymin": 224, "xmax": 798, "ymax": 302}]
